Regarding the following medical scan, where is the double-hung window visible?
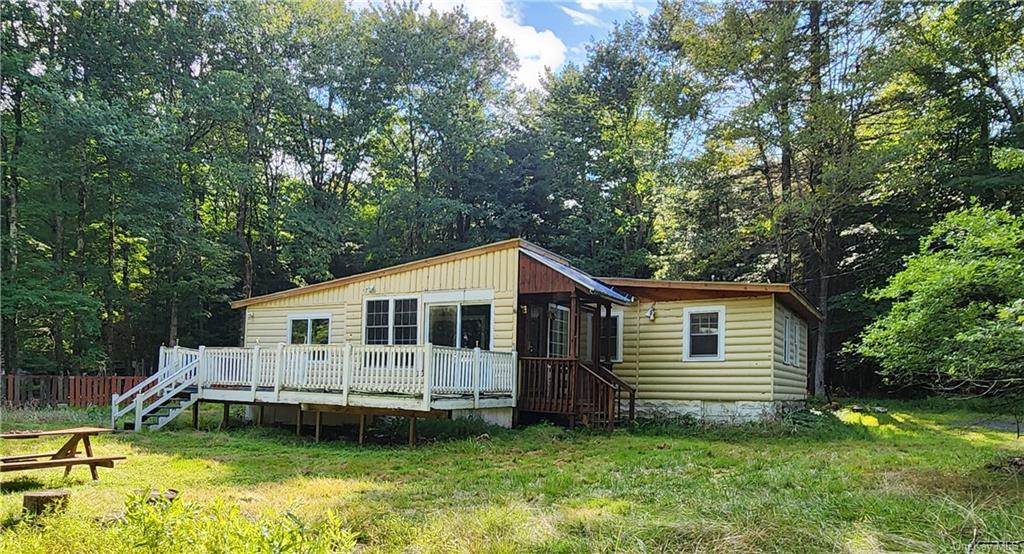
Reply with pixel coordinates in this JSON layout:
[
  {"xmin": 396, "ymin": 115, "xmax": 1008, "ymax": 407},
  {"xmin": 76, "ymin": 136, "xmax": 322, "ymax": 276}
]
[
  {"xmin": 289, "ymin": 315, "xmax": 330, "ymax": 345},
  {"xmin": 364, "ymin": 298, "xmax": 419, "ymax": 345},
  {"xmin": 683, "ymin": 306, "xmax": 725, "ymax": 361},
  {"xmin": 548, "ymin": 305, "xmax": 570, "ymax": 357},
  {"xmin": 783, "ymin": 314, "xmax": 802, "ymax": 367},
  {"xmin": 783, "ymin": 315, "xmax": 794, "ymax": 365}
]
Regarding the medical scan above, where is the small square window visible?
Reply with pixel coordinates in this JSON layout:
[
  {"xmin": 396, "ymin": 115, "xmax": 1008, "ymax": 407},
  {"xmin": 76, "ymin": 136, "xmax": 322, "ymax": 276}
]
[{"xmin": 684, "ymin": 307, "xmax": 725, "ymax": 361}]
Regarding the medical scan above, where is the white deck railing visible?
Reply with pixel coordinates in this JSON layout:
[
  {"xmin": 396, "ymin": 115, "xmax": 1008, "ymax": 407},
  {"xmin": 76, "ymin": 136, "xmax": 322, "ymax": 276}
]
[
  {"xmin": 156, "ymin": 343, "xmax": 515, "ymax": 399},
  {"xmin": 113, "ymin": 344, "xmax": 516, "ymax": 430}
]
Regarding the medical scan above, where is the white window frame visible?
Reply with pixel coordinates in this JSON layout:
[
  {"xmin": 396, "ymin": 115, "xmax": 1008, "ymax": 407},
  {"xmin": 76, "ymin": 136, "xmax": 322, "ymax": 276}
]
[
  {"xmin": 796, "ymin": 320, "xmax": 805, "ymax": 368},
  {"xmin": 287, "ymin": 313, "xmax": 332, "ymax": 345},
  {"xmin": 423, "ymin": 300, "xmax": 495, "ymax": 350},
  {"xmin": 362, "ymin": 296, "xmax": 420, "ymax": 346},
  {"xmin": 682, "ymin": 306, "xmax": 726, "ymax": 362},
  {"xmin": 548, "ymin": 304, "xmax": 570, "ymax": 358},
  {"xmin": 783, "ymin": 314, "xmax": 794, "ymax": 365}
]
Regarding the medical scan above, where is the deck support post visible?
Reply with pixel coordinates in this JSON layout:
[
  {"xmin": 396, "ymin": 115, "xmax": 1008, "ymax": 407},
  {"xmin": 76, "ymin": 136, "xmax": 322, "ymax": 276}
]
[
  {"xmin": 295, "ymin": 405, "xmax": 302, "ymax": 436},
  {"xmin": 221, "ymin": 402, "xmax": 230, "ymax": 430},
  {"xmin": 314, "ymin": 411, "xmax": 322, "ymax": 443},
  {"xmin": 257, "ymin": 404, "xmax": 264, "ymax": 426},
  {"xmin": 358, "ymin": 414, "xmax": 366, "ymax": 445},
  {"xmin": 192, "ymin": 401, "xmax": 199, "ymax": 429},
  {"xmin": 408, "ymin": 416, "xmax": 417, "ymax": 448}
]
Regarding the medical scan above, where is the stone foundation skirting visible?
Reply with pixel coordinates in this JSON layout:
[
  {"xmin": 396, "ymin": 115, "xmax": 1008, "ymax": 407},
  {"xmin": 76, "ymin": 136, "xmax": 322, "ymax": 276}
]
[{"xmin": 633, "ymin": 399, "xmax": 805, "ymax": 423}]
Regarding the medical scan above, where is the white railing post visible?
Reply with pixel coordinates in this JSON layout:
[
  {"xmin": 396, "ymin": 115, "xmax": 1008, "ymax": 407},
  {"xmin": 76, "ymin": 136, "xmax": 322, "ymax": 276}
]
[
  {"xmin": 133, "ymin": 393, "xmax": 143, "ymax": 432},
  {"xmin": 173, "ymin": 345, "xmax": 181, "ymax": 376},
  {"xmin": 473, "ymin": 347, "xmax": 481, "ymax": 408},
  {"xmin": 111, "ymin": 392, "xmax": 120, "ymax": 430},
  {"xmin": 342, "ymin": 343, "xmax": 352, "ymax": 405},
  {"xmin": 511, "ymin": 350, "xmax": 518, "ymax": 402},
  {"xmin": 423, "ymin": 343, "xmax": 434, "ymax": 409},
  {"xmin": 250, "ymin": 345, "xmax": 260, "ymax": 401},
  {"xmin": 274, "ymin": 343, "xmax": 284, "ymax": 401},
  {"xmin": 195, "ymin": 346, "xmax": 207, "ymax": 397}
]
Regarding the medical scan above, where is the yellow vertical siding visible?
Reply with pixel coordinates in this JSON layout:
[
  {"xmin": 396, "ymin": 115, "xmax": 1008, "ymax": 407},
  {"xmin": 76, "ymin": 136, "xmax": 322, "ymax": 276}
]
[
  {"xmin": 243, "ymin": 247, "xmax": 519, "ymax": 350},
  {"xmin": 772, "ymin": 299, "xmax": 808, "ymax": 400},
  {"xmin": 616, "ymin": 296, "xmax": 776, "ymax": 401}
]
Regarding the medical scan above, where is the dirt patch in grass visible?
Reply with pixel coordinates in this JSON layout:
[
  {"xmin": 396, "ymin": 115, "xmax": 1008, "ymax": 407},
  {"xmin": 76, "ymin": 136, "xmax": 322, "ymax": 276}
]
[{"xmin": 986, "ymin": 456, "xmax": 1024, "ymax": 474}]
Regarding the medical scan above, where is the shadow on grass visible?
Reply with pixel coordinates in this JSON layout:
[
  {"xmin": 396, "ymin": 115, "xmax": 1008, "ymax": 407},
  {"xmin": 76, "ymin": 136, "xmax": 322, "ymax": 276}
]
[{"xmin": 0, "ymin": 476, "xmax": 47, "ymax": 494}]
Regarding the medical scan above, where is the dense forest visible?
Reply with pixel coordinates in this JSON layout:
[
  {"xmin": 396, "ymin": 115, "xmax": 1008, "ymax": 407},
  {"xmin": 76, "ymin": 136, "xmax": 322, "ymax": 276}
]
[{"xmin": 2, "ymin": 1, "xmax": 1022, "ymax": 396}]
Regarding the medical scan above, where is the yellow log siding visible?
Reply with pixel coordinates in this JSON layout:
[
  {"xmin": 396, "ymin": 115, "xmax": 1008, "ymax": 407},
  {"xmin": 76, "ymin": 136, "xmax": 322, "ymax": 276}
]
[
  {"xmin": 616, "ymin": 296, "xmax": 777, "ymax": 402},
  {"xmin": 772, "ymin": 298, "xmax": 809, "ymax": 400},
  {"xmin": 242, "ymin": 248, "xmax": 519, "ymax": 351}
]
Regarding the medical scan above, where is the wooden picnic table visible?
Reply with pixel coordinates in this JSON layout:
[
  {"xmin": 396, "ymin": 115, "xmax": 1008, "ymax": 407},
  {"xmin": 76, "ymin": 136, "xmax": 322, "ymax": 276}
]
[{"xmin": 1, "ymin": 426, "xmax": 125, "ymax": 480}]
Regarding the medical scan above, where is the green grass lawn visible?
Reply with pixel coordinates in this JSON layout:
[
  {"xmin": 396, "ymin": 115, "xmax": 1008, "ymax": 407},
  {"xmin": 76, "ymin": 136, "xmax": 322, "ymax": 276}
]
[{"xmin": 1, "ymin": 400, "xmax": 1022, "ymax": 553}]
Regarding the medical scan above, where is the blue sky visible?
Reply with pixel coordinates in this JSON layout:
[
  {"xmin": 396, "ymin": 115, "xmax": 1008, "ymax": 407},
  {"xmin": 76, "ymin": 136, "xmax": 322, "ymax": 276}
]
[{"xmin": 358, "ymin": 1, "xmax": 657, "ymax": 89}]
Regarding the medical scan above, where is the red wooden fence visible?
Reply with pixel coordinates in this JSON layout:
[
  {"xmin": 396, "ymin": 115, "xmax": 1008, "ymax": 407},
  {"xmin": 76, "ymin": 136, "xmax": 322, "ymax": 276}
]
[{"xmin": 2, "ymin": 375, "xmax": 145, "ymax": 407}]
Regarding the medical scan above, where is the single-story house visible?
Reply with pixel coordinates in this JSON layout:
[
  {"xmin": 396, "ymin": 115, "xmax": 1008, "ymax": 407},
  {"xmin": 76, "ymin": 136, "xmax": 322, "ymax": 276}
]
[{"xmin": 112, "ymin": 239, "xmax": 819, "ymax": 434}]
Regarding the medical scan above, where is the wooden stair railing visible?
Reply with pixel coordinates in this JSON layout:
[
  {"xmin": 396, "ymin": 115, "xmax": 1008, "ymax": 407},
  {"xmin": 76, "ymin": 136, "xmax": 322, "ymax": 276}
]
[
  {"xmin": 593, "ymin": 361, "xmax": 636, "ymax": 424},
  {"xmin": 573, "ymin": 362, "xmax": 618, "ymax": 430},
  {"xmin": 517, "ymin": 357, "xmax": 636, "ymax": 430},
  {"xmin": 518, "ymin": 357, "xmax": 576, "ymax": 415}
]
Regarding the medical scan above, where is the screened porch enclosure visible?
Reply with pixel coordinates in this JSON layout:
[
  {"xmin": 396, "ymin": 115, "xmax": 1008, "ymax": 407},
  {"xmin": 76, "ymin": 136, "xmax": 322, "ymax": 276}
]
[{"xmin": 514, "ymin": 249, "xmax": 636, "ymax": 428}]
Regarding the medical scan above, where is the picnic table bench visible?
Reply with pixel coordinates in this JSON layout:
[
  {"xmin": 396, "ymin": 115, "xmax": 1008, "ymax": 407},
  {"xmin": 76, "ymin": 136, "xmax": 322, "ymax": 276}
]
[{"xmin": 1, "ymin": 427, "xmax": 125, "ymax": 480}]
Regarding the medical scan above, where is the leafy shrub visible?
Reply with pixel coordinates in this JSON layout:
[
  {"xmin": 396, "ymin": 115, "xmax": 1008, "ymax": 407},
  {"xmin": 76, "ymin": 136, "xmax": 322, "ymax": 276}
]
[{"xmin": 858, "ymin": 207, "xmax": 1024, "ymax": 411}]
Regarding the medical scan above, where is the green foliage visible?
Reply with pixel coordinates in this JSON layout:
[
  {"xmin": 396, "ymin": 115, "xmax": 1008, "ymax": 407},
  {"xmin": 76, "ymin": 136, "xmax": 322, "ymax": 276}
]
[
  {"xmin": 7, "ymin": 493, "xmax": 357, "ymax": 554},
  {"xmin": 859, "ymin": 207, "xmax": 1024, "ymax": 401},
  {"xmin": 2, "ymin": 0, "xmax": 1022, "ymax": 393}
]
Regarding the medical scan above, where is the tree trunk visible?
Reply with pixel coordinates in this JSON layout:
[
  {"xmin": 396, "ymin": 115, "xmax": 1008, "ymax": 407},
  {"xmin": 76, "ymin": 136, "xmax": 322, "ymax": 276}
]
[
  {"xmin": 813, "ymin": 252, "xmax": 829, "ymax": 397},
  {"xmin": 73, "ymin": 173, "xmax": 88, "ymax": 361},
  {"xmin": 53, "ymin": 181, "xmax": 65, "ymax": 369},
  {"xmin": 168, "ymin": 297, "xmax": 179, "ymax": 347},
  {"xmin": 2, "ymin": 85, "xmax": 23, "ymax": 372},
  {"xmin": 23, "ymin": 490, "xmax": 70, "ymax": 515}
]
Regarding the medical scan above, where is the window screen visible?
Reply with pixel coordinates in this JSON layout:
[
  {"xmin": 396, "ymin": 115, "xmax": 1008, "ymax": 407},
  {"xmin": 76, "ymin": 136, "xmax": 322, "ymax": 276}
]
[{"xmin": 688, "ymin": 311, "xmax": 720, "ymax": 357}]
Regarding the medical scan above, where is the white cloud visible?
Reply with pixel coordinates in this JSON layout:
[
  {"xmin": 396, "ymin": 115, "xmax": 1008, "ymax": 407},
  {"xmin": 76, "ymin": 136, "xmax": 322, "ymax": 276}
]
[
  {"xmin": 559, "ymin": 6, "xmax": 610, "ymax": 28},
  {"xmin": 410, "ymin": 0, "xmax": 567, "ymax": 90},
  {"xmin": 577, "ymin": 0, "xmax": 636, "ymax": 11}
]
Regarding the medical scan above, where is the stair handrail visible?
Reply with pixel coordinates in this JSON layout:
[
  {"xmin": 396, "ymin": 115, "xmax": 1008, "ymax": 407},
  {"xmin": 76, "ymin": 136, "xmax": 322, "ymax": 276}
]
[
  {"xmin": 135, "ymin": 362, "xmax": 200, "ymax": 430},
  {"xmin": 576, "ymin": 361, "xmax": 617, "ymax": 389},
  {"xmin": 576, "ymin": 362, "xmax": 623, "ymax": 428},
  {"xmin": 131, "ymin": 358, "xmax": 200, "ymax": 431},
  {"xmin": 595, "ymin": 361, "xmax": 636, "ymax": 423},
  {"xmin": 111, "ymin": 348, "xmax": 190, "ymax": 428},
  {"xmin": 580, "ymin": 361, "xmax": 627, "ymax": 391}
]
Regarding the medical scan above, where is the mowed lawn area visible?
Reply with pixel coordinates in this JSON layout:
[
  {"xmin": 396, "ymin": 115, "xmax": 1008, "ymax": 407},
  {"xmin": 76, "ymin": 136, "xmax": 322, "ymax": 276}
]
[{"xmin": 1, "ymin": 401, "xmax": 1022, "ymax": 553}]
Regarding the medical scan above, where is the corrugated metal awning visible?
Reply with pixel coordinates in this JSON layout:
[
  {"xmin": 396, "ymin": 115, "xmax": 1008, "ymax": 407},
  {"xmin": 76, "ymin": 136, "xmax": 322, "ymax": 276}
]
[{"xmin": 520, "ymin": 248, "xmax": 635, "ymax": 305}]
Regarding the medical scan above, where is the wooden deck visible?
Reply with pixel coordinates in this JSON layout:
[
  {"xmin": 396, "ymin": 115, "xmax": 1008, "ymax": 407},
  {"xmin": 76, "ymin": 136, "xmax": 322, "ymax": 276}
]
[{"xmin": 112, "ymin": 345, "xmax": 516, "ymax": 431}]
